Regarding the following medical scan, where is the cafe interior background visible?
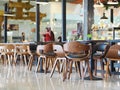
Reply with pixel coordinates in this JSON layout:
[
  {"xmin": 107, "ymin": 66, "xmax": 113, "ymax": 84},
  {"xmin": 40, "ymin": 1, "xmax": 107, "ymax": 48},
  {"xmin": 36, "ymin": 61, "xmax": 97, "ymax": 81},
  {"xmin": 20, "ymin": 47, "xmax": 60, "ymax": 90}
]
[{"xmin": 0, "ymin": 0, "xmax": 120, "ymax": 42}]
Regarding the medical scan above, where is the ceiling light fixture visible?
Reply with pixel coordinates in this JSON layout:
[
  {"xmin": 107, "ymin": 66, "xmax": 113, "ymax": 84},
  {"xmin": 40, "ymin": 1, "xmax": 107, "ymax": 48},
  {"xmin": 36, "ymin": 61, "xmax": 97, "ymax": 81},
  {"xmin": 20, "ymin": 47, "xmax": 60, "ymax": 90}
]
[
  {"xmin": 100, "ymin": 12, "xmax": 108, "ymax": 19},
  {"xmin": 107, "ymin": 0, "xmax": 119, "ymax": 5},
  {"xmin": 55, "ymin": 0, "xmax": 59, "ymax": 2},
  {"xmin": 36, "ymin": 0, "xmax": 48, "ymax": 5},
  {"xmin": 4, "ymin": 13, "xmax": 15, "ymax": 17},
  {"xmin": 94, "ymin": 0, "xmax": 104, "ymax": 7}
]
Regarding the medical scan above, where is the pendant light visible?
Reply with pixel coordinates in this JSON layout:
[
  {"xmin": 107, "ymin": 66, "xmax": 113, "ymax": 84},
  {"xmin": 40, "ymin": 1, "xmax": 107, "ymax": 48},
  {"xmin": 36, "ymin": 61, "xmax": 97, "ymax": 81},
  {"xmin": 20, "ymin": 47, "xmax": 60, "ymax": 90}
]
[
  {"xmin": 94, "ymin": 0, "xmax": 104, "ymax": 7},
  {"xmin": 107, "ymin": 0, "xmax": 118, "ymax": 5},
  {"xmin": 100, "ymin": 12, "xmax": 108, "ymax": 19}
]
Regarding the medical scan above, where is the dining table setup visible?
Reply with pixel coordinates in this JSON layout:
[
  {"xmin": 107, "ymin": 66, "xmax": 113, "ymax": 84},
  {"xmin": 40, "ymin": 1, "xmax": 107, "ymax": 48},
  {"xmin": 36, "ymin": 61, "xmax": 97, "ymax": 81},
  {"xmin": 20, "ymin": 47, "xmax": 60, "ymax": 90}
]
[
  {"xmin": 30, "ymin": 39, "xmax": 120, "ymax": 81},
  {"xmin": 0, "ymin": 39, "xmax": 120, "ymax": 81}
]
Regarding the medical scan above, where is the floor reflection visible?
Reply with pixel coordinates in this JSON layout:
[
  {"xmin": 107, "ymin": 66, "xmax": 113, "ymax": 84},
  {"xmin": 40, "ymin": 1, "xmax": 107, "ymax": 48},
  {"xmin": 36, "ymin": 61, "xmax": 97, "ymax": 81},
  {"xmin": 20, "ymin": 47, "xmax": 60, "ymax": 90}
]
[{"xmin": 0, "ymin": 65, "xmax": 120, "ymax": 90}]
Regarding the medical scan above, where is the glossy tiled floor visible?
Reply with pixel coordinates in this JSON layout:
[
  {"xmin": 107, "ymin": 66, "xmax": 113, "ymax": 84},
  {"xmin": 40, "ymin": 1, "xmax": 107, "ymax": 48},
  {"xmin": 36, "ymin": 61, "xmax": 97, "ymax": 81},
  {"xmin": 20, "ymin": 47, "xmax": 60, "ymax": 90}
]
[{"xmin": 0, "ymin": 65, "xmax": 120, "ymax": 90}]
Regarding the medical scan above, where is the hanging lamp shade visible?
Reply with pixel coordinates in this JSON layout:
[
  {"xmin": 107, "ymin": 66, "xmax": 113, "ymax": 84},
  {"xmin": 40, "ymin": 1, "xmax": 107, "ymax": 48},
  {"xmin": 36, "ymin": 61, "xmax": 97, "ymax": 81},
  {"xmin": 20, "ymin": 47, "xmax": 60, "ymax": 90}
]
[
  {"xmin": 100, "ymin": 13, "xmax": 108, "ymax": 19},
  {"xmin": 107, "ymin": 0, "xmax": 119, "ymax": 5},
  {"xmin": 94, "ymin": 0, "xmax": 104, "ymax": 7}
]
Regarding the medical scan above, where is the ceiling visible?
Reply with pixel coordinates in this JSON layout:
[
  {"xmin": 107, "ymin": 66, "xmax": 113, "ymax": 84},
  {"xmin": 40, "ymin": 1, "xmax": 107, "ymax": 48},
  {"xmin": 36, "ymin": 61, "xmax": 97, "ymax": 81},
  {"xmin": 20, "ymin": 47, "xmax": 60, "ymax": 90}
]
[
  {"xmin": 0, "ymin": 0, "xmax": 47, "ymax": 22},
  {"xmin": 1, "ymin": 0, "xmax": 120, "ymax": 21},
  {"xmin": 1, "ymin": 0, "xmax": 120, "ymax": 10},
  {"xmin": 0, "ymin": 0, "xmax": 77, "ymax": 11},
  {"xmin": 0, "ymin": 0, "xmax": 79, "ymax": 22}
]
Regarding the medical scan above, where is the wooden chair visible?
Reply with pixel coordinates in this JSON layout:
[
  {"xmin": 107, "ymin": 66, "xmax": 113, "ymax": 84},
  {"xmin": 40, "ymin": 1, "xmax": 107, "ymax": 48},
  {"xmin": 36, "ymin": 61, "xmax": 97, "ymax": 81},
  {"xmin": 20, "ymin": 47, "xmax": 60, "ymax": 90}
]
[
  {"xmin": 105, "ymin": 44, "xmax": 120, "ymax": 79},
  {"xmin": 36, "ymin": 43, "xmax": 56, "ymax": 73},
  {"xmin": 63, "ymin": 41, "xmax": 92, "ymax": 80},
  {"xmin": 35, "ymin": 45, "xmax": 44, "ymax": 72},
  {"xmin": 16, "ymin": 44, "xmax": 32, "ymax": 66},
  {"xmin": 3, "ymin": 44, "xmax": 16, "ymax": 66},
  {"xmin": 50, "ymin": 44, "xmax": 67, "ymax": 78},
  {"xmin": 27, "ymin": 43, "xmax": 38, "ymax": 71},
  {"xmin": 0, "ymin": 45, "xmax": 6, "ymax": 65},
  {"xmin": 93, "ymin": 43, "xmax": 110, "ymax": 78}
]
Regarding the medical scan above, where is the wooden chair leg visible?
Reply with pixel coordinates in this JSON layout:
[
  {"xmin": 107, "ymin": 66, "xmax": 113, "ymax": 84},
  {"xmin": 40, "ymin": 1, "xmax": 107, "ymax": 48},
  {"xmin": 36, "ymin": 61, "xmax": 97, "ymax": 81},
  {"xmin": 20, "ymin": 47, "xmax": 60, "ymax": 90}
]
[
  {"xmin": 46, "ymin": 58, "xmax": 50, "ymax": 71},
  {"xmin": 46, "ymin": 58, "xmax": 54, "ymax": 72},
  {"xmin": 68, "ymin": 60, "xmax": 73, "ymax": 79},
  {"xmin": 63, "ymin": 60, "xmax": 69, "ymax": 81},
  {"xmin": 28, "ymin": 55, "xmax": 33, "ymax": 71},
  {"xmin": 50, "ymin": 58, "xmax": 54, "ymax": 68},
  {"xmin": 105, "ymin": 60, "xmax": 110, "ymax": 79}
]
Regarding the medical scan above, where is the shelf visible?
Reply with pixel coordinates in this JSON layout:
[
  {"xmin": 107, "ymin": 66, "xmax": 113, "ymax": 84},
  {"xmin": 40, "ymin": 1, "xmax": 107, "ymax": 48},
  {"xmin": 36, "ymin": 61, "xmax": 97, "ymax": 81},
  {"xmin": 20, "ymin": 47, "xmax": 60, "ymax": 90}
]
[{"xmin": 92, "ymin": 27, "xmax": 120, "ymax": 40}]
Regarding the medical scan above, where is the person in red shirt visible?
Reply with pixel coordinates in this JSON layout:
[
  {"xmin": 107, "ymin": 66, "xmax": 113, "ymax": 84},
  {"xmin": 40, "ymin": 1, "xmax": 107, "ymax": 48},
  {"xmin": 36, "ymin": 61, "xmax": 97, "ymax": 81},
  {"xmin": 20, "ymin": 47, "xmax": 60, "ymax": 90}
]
[
  {"xmin": 43, "ymin": 27, "xmax": 55, "ymax": 42},
  {"xmin": 43, "ymin": 28, "xmax": 51, "ymax": 42},
  {"xmin": 47, "ymin": 27, "xmax": 55, "ymax": 41}
]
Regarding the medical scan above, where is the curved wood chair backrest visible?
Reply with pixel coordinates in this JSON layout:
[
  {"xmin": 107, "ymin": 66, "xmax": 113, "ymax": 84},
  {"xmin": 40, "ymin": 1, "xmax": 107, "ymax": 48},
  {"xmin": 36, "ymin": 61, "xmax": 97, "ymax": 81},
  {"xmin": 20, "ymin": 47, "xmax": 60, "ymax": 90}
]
[
  {"xmin": 105, "ymin": 44, "xmax": 120, "ymax": 60},
  {"xmin": 43, "ymin": 43, "xmax": 53, "ymax": 53},
  {"xmin": 63, "ymin": 41, "xmax": 90, "ymax": 54},
  {"xmin": 4, "ymin": 44, "xmax": 15, "ymax": 52}
]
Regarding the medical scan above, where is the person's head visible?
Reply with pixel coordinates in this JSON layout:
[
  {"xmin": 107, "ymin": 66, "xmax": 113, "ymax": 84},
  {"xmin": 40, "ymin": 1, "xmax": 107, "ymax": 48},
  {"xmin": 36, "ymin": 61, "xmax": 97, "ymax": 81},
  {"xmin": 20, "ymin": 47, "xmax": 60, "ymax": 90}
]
[
  {"xmin": 22, "ymin": 32, "xmax": 25, "ymax": 36},
  {"xmin": 46, "ymin": 27, "xmax": 51, "ymax": 32}
]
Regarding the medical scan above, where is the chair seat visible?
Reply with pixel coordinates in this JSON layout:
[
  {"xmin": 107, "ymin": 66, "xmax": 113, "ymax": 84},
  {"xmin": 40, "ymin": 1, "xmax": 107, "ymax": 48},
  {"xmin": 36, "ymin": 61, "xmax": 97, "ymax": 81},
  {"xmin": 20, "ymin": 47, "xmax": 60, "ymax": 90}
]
[
  {"xmin": 42, "ymin": 52, "xmax": 56, "ymax": 56},
  {"xmin": 66, "ymin": 53, "xmax": 87, "ymax": 58}
]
